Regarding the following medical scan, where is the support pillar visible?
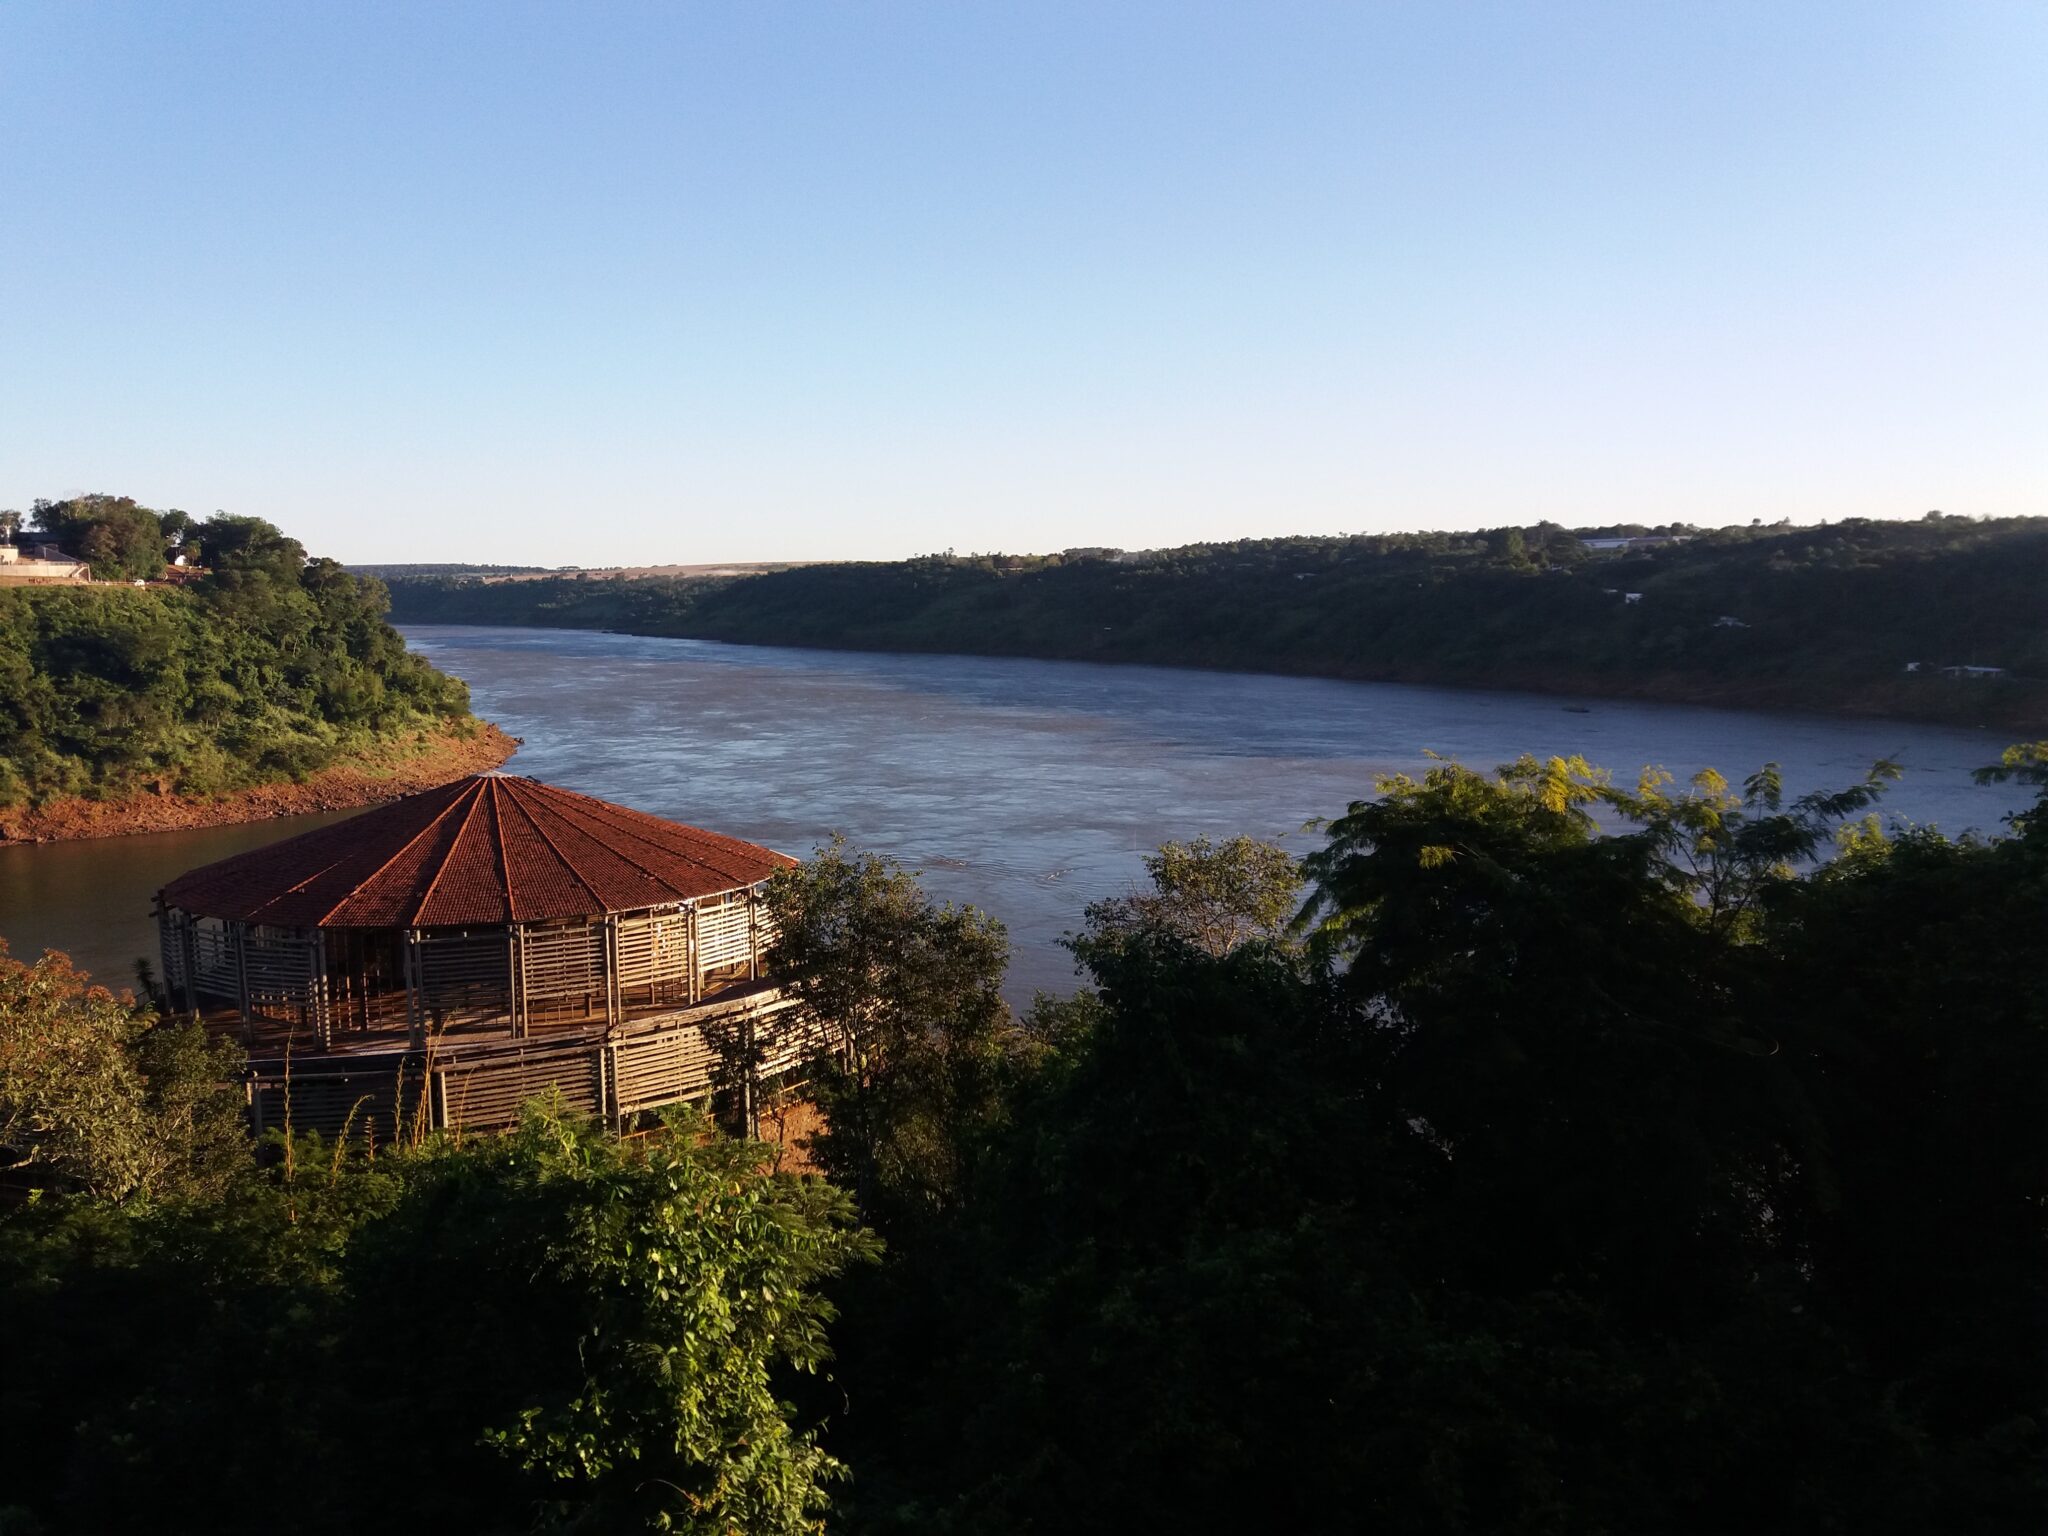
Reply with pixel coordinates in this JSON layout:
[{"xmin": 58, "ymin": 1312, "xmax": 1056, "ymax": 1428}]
[
  {"xmin": 232, "ymin": 920, "xmax": 253, "ymax": 1045},
  {"xmin": 748, "ymin": 890, "xmax": 762, "ymax": 981},
  {"xmin": 602, "ymin": 914, "xmax": 621, "ymax": 1038},
  {"xmin": 180, "ymin": 911, "xmax": 200, "ymax": 1017},
  {"xmin": 310, "ymin": 930, "xmax": 333, "ymax": 1052},
  {"xmin": 403, "ymin": 928, "xmax": 424, "ymax": 1049},
  {"xmin": 511, "ymin": 923, "xmax": 528, "ymax": 1039},
  {"xmin": 686, "ymin": 901, "xmax": 701, "ymax": 1005}
]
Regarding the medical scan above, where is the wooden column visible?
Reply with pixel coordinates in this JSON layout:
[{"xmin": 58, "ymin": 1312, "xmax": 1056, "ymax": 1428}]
[
  {"xmin": 602, "ymin": 914, "xmax": 621, "ymax": 1038},
  {"xmin": 232, "ymin": 920, "xmax": 253, "ymax": 1044},
  {"xmin": 310, "ymin": 930, "xmax": 333, "ymax": 1052},
  {"xmin": 740, "ymin": 1012, "xmax": 758, "ymax": 1135},
  {"xmin": 511, "ymin": 923, "xmax": 528, "ymax": 1039},
  {"xmin": 686, "ymin": 901, "xmax": 701, "ymax": 1005},
  {"xmin": 403, "ymin": 929, "xmax": 424, "ymax": 1049},
  {"xmin": 180, "ymin": 911, "xmax": 200, "ymax": 1017}
]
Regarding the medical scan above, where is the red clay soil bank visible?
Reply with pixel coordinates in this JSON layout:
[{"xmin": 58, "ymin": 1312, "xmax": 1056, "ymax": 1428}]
[{"xmin": 0, "ymin": 723, "xmax": 520, "ymax": 844}]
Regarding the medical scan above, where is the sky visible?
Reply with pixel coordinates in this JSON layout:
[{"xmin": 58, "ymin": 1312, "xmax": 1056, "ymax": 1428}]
[{"xmin": 2, "ymin": 2, "xmax": 2042, "ymax": 566}]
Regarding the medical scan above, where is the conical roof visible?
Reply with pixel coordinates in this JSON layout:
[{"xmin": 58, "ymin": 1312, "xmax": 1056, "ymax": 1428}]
[{"xmin": 160, "ymin": 775, "xmax": 795, "ymax": 928}]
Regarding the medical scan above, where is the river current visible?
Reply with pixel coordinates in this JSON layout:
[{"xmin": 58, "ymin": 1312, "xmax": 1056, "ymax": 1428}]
[{"xmin": 1, "ymin": 625, "xmax": 2030, "ymax": 999}]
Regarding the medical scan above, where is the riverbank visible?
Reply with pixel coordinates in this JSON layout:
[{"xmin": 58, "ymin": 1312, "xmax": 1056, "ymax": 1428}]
[
  {"xmin": 385, "ymin": 518, "xmax": 2048, "ymax": 737},
  {"xmin": 0, "ymin": 722, "xmax": 519, "ymax": 844}
]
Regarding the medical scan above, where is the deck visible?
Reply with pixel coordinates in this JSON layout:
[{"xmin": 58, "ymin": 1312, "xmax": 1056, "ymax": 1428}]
[{"xmin": 235, "ymin": 981, "xmax": 833, "ymax": 1143}]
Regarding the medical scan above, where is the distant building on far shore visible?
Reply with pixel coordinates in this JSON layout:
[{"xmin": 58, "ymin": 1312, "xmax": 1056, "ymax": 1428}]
[
  {"xmin": 1579, "ymin": 534, "xmax": 1694, "ymax": 552},
  {"xmin": 0, "ymin": 538, "xmax": 91, "ymax": 584}
]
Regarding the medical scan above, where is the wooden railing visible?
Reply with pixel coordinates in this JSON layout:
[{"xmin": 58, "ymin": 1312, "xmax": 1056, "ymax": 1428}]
[{"xmin": 245, "ymin": 986, "xmax": 820, "ymax": 1141}]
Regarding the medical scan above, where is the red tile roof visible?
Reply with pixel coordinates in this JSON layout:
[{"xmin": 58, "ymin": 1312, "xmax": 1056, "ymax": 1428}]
[{"xmin": 160, "ymin": 775, "xmax": 796, "ymax": 928}]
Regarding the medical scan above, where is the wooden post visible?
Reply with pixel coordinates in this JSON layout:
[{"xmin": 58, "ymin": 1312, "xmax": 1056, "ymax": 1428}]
[
  {"xmin": 181, "ymin": 911, "xmax": 201, "ymax": 1017},
  {"xmin": 403, "ymin": 929, "xmax": 424, "ymax": 1049},
  {"xmin": 740, "ymin": 1012, "xmax": 757, "ymax": 1136},
  {"xmin": 511, "ymin": 924, "xmax": 528, "ymax": 1039},
  {"xmin": 232, "ymin": 920, "xmax": 253, "ymax": 1044},
  {"xmin": 748, "ymin": 891, "xmax": 762, "ymax": 982},
  {"xmin": 310, "ymin": 930, "xmax": 332, "ymax": 1052},
  {"xmin": 686, "ymin": 901, "xmax": 701, "ymax": 1005},
  {"xmin": 602, "ymin": 914, "xmax": 621, "ymax": 1038}
]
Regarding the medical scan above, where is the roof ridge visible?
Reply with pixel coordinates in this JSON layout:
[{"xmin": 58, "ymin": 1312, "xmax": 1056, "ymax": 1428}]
[
  {"xmin": 409, "ymin": 778, "xmax": 491, "ymax": 926},
  {"xmin": 535, "ymin": 781, "xmax": 764, "ymax": 888},
  {"xmin": 521, "ymin": 780, "xmax": 743, "ymax": 894},
  {"xmin": 501, "ymin": 778, "xmax": 610, "ymax": 912},
  {"xmin": 490, "ymin": 778, "xmax": 520, "ymax": 923},
  {"xmin": 319, "ymin": 778, "xmax": 482, "ymax": 925}
]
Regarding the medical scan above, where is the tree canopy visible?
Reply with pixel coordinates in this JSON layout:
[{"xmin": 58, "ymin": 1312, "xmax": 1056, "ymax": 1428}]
[
  {"xmin": 0, "ymin": 500, "xmax": 474, "ymax": 807},
  {"xmin": 2, "ymin": 740, "xmax": 2042, "ymax": 1534},
  {"xmin": 387, "ymin": 515, "xmax": 2048, "ymax": 730}
]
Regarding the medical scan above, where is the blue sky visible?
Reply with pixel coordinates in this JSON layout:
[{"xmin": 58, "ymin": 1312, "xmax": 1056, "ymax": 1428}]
[{"xmin": 2, "ymin": 2, "xmax": 2041, "ymax": 564}]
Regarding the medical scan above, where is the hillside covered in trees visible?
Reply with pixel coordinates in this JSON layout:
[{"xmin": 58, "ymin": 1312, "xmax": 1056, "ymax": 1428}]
[
  {"xmin": 3, "ymin": 742, "xmax": 2043, "ymax": 1533},
  {"xmin": 0, "ymin": 495, "xmax": 488, "ymax": 818},
  {"xmin": 388, "ymin": 514, "xmax": 2048, "ymax": 729}
]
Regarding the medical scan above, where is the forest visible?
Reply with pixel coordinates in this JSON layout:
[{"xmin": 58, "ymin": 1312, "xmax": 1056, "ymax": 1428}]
[
  {"xmin": 3, "ymin": 740, "xmax": 2043, "ymax": 1534},
  {"xmin": 387, "ymin": 514, "xmax": 2048, "ymax": 730},
  {"xmin": 0, "ymin": 495, "xmax": 476, "ymax": 808}
]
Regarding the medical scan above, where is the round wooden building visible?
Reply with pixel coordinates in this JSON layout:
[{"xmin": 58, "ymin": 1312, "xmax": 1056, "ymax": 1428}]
[{"xmin": 155, "ymin": 774, "xmax": 819, "ymax": 1137}]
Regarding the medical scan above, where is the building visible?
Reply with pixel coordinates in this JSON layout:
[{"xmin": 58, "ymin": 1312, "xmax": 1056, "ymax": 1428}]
[
  {"xmin": 1579, "ymin": 535, "xmax": 1694, "ymax": 552},
  {"xmin": 156, "ymin": 773, "xmax": 831, "ymax": 1138},
  {"xmin": 0, "ymin": 540, "xmax": 90, "ymax": 584}
]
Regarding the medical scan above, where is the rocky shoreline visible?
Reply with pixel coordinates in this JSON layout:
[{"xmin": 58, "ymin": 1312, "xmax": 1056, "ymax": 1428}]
[{"xmin": 0, "ymin": 722, "xmax": 520, "ymax": 844}]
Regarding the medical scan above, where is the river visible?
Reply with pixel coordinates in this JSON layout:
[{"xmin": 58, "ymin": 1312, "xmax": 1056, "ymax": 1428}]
[{"xmin": 1, "ymin": 625, "xmax": 2031, "ymax": 999}]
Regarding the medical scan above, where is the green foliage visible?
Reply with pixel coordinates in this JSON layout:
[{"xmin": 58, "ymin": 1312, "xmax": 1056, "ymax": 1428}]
[
  {"xmin": 826, "ymin": 751, "xmax": 2047, "ymax": 1534},
  {"xmin": 29, "ymin": 495, "xmax": 166, "ymax": 582},
  {"xmin": 0, "ymin": 940, "xmax": 246, "ymax": 1202},
  {"xmin": 387, "ymin": 515, "xmax": 2048, "ymax": 729},
  {"xmin": 0, "ymin": 1101, "xmax": 876, "ymax": 1535},
  {"xmin": 764, "ymin": 840, "xmax": 1025, "ymax": 1229},
  {"xmin": 1076, "ymin": 833, "xmax": 1301, "ymax": 960},
  {"xmin": 0, "ymin": 502, "xmax": 473, "ymax": 807}
]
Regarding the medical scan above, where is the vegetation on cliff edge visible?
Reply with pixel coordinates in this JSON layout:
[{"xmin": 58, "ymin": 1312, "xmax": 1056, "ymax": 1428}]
[{"xmin": 0, "ymin": 496, "xmax": 474, "ymax": 809}]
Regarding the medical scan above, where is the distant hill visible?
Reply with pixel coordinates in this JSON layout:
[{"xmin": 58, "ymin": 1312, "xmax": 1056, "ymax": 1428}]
[
  {"xmin": 346, "ymin": 562, "xmax": 555, "ymax": 580},
  {"xmin": 384, "ymin": 516, "xmax": 2048, "ymax": 731}
]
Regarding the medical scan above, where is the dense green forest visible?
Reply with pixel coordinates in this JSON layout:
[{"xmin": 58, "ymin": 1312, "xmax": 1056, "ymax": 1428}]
[
  {"xmin": 0, "ymin": 495, "xmax": 475, "ymax": 807},
  {"xmin": 389, "ymin": 514, "xmax": 2048, "ymax": 728},
  {"xmin": 4, "ymin": 742, "xmax": 2043, "ymax": 1533}
]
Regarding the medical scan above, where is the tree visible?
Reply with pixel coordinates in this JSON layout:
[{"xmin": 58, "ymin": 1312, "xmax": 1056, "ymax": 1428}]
[
  {"xmin": 356, "ymin": 1104, "xmax": 880, "ymax": 1535},
  {"xmin": 0, "ymin": 941, "xmax": 245, "ymax": 1202},
  {"xmin": 764, "ymin": 839, "xmax": 1020, "ymax": 1226},
  {"xmin": 0, "ymin": 1100, "xmax": 878, "ymax": 1535},
  {"xmin": 834, "ymin": 753, "xmax": 2045, "ymax": 1533},
  {"xmin": 31, "ymin": 495, "xmax": 167, "ymax": 581},
  {"xmin": 1075, "ymin": 834, "xmax": 1301, "ymax": 961}
]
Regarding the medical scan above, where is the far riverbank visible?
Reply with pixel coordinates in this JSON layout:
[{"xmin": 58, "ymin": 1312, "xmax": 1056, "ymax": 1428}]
[{"xmin": 0, "ymin": 722, "xmax": 518, "ymax": 844}]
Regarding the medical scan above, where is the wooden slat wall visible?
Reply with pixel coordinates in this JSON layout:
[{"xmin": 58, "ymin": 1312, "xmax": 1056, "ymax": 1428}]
[
  {"xmin": 247, "ymin": 1057, "xmax": 421, "ymax": 1144},
  {"xmin": 610, "ymin": 1025, "xmax": 720, "ymax": 1116},
  {"xmin": 159, "ymin": 907, "xmax": 190, "ymax": 1002},
  {"xmin": 242, "ymin": 925, "xmax": 320, "ymax": 1031},
  {"xmin": 243, "ymin": 985, "xmax": 825, "ymax": 1139},
  {"xmin": 696, "ymin": 893, "xmax": 753, "ymax": 993},
  {"xmin": 191, "ymin": 918, "xmax": 238, "ymax": 999},
  {"xmin": 615, "ymin": 909, "xmax": 692, "ymax": 1006},
  {"xmin": 522, "ymin": 921, "xmax": 606, "ymax": 1022},
  {"xmin": 416, "ymin": 929, "xmax": 513, "ymax": 1027},
  {"xmin": 433, "ymin": 1043, "xmax": 603, "ymax": 1133}
]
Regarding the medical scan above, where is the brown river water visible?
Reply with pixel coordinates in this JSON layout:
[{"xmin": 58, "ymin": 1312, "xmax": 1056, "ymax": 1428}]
[{"xmin": 1, "ymin": 625, "xmax": 2032, "ymax": 1001}]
